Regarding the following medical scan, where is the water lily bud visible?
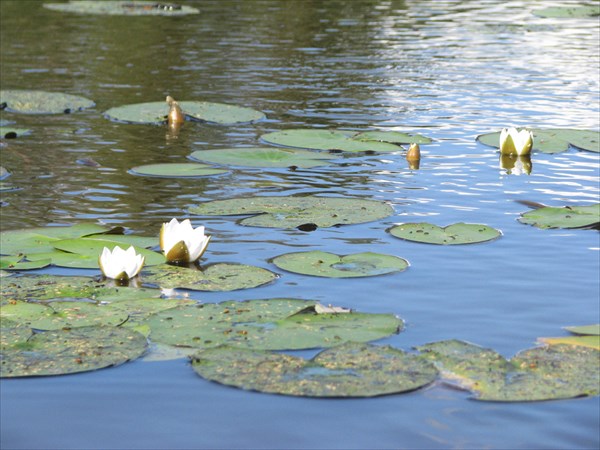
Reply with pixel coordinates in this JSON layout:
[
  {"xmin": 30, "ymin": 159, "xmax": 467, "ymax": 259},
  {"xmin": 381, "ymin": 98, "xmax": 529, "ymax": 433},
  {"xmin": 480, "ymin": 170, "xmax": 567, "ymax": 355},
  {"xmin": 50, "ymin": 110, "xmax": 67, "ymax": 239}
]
[
  {"xmin": 499, "ymin": 127, "xmax": 533, "ymax": 156},
  {"xmin": 98, "ymin": 246, "xmax": 145, "ymax": 281},
  {"xmin": 160, "ymin": 218, "xmax": 211, "ymax": 264}
]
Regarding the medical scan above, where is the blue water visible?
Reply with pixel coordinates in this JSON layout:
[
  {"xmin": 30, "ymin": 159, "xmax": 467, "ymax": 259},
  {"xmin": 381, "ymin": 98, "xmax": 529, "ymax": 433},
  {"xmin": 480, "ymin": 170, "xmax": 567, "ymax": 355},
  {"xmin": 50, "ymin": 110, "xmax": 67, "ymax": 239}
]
[{"xmin": 1, "ymin": 0, "xmax": 599, "ymax": 448}]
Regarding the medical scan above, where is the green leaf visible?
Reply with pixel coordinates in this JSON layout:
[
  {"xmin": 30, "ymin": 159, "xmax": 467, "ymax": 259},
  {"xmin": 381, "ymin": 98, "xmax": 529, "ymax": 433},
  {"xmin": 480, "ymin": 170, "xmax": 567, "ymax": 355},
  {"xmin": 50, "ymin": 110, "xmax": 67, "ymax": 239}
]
[
  {"xmin": 142, "ymin": 263, "xmax": 277, "ymax": 292},
  {"xmin": 0, "ymin": 326, "xmax": 148, "ymax": 377},
  {"xmin": 532, "ymin": 5, "xmax": 599, "ymax": 18},
  {"xmin": 44, "ymin": 1, "xmax": 200, "ymax": 16},
  {"xmin": 388, "ymin": 222, "xmax": 501, "ymax": 245},
  {"xmin": 272, "ymin": 250, "xmax": 408, "ymax": 278},
  {"xmin": 191, "ymin": 342, "xmax": 437, "ymax": 397},
  {"xmin": 518, "ymin": 204, "xmax": 600, "ymax": 229},
  {"xmin": 190, "ymin": 196, "xmax": 395, "ymax": 229},
  {"xmin": 538, "ymin": 336, "xmax": 600, "ymax": 350},
  {"xmin": 0, "ymin": 256, "xmax": 51, "ymax": 270},
  {"xmin": 0, "ymin": 90, "xmax": 95, "ymax": 114},
  {"xmin": 0, "ymin": 166, "xmax": 10, "ymax": 180},
  {"xmin": 104, "ymin": 101, "xmax": 264, "ymax": 125},
  {"xmin": 260, "ymin": 129, "xmax": 403, "ymax": 153},
  {"xmin": 477, "ymin": 128, "xmax": 600, "ymax": 154},
  {"xmin": 565, "ymin": 324, "xmax": 600, "ymax": 336},
  {"xmin": 189, "ymin": 147, "xmax": 335, "ymax": 168},
  {"xmin": 0, "ymin": 127, "xmax": 31, "ymax": 138},
  {"xmin": 130, "ymin": 163, "xmax": 228, "ymax": 178},
  {"xmin": 353, "ymin": 130, "xmax": 433, "ymax": 144}
]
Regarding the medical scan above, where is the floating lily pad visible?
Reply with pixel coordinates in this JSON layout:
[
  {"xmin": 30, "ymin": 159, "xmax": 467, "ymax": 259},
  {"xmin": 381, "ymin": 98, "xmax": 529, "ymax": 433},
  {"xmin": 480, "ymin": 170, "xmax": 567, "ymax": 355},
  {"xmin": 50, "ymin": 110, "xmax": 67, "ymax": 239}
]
[
  {"xmin": 191, "ymin": 342, "xmax": 437, "ymax": 397},
  {"xmin": 518, "ymin": 204, "xmax": 600, "ymax": 229},
  {"xmin": 388, "ymin": 222, "xmax": 501, "ymax": 245},
  {"xmin": 0, "ymin": 127, "xmax": 30, "ymax": 138},
  {"xmin": 142, "ymin": 263, "xmax": 277, "ymax": 291},
  {"xmin": 353, "ymin": 130, "xmax": 433, "ymax": 145},
  {"xmin": 189, "ymin": 147, "xmax": 335, "ymax": 168},
  {"xmin": 0, "ymin": 325, "xmax": 148, "ymax": 377},
  {"xmin": 565, "ymin": 324, "xmax": 600, "ymax": 336},
  {"xmin": 0, "ymin": 167, "xmax": 10, "ymax": 180},
  {"xmin": 532, "ymin": 5, "xmax": 599, "ymax": 18},
  {"xmin": 130, "ymin": 163, "xmax": 228, "ymax": 178},
  {"xmin": 104, "ymin": 101, "xmax": 264, "ymax": 125},
  {"xmin": 260, "ymin": 129, "xmax": 403, "ymax": 153},
  {"xmin": 538, "ymin": 336, "xmax": 600, "ymax": 350},
  {"xmin": 477, "ymin": 128, "xmax": 600, "ymax": 154},
  {"xmin": 190, "ymin": 196, "xmax": 394, "ymax": 229},
  {"xmin": 272, "ymin": 251, "xmax": 408, "ymax": 278},
  {"xmin": 0, "ymin": 90, "xmax": 95, "ymax": 114},
  {"xmin": 143, "ymin": 299, "xmax": 403, "ymax": 350},
  {"xmin": 417, "ymin": 340, "xmax": 600, "ymax": 401},
  {"xmin": 44, "ymin": 1, "xmax": 199, "ymax": 15},
  {"xmin": 0, "ymin": 256, "xmax": 52, "ymax": 270}
]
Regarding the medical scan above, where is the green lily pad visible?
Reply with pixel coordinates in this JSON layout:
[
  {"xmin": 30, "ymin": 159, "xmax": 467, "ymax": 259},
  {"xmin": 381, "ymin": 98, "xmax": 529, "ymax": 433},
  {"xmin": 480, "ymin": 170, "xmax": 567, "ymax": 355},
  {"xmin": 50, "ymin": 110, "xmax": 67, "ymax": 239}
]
[
  {"xmin": 191, "ymin": 342, "xmax": 437, "ymax": 397},
  {"xmin": 565, "ymin": 324, "xmax": 600, "ymax": 336},
  {"xmin": 538, "ymin": 336, "xmax": 600, "ymax": 350},
  {"xmin": 0, "ymin": 300, "xmax": 128, "ymax": 330},
  {"xmin": 0, "ymin": 127, "xmax": 30, "ymax": 138},
  {"xmin": 0, "ymin": 90, "xmax": 95, "ymax": 114},
  {"xmin": 129, "ymin": 163, "xmax": 228, "ymax": 178},
  {"xmin": 189, "ymin": 147, "xmax": 335, "ymax": 168},
  {"xmin": 189, "ymin": 196, "xmax": 395, "ymax": 229},
  {"xmin": 144, "ymin": 299, "xmax": 403, "ymax": 350},
  {"xmin": 533, "ymin": 5, "xmax": 599, "ymax": 18},
  {"xmin": 272, "ymin": 251, "xmax": 408, "ymax": 278},
  {"xmin": 107, "ymin": 297, "xmax": 196, "ymax": 330},
  {"xmin": 142, "ymin": 263, "xmax": 277, "ymax": 292},
  {"xmin": 477, "ymin": 128, "xmax": 600, "ymax": 154},
  {"xmin": 44, "ymin": 1, "xmax": 199, "ymax": 16},
  {"xmin": 518, "ymin": 204, "xmax": 600, "ymax": 229},
  {"xmin": 0, "ymin": 166, "xmax": 10, "ymax": 180},
  {"xmin": 353, "ymin": 130, "xmax": 433, "ymax": 145},
  {"xmin": 260, "ymin": 129, "xmax": 403, "ymax": 153},
  {"xmin": 417, "ymin": 340, "xmax": 600, "ymax": 401},
  {"xmin": 104, "ymin": 101, "xmax": 264, "ymax": 125},
  {"xmin": 0, "ymin": 256, "xmax": 52, "ymax": 270},
  {"xmin": 388, "ymin": 222, "xmax": 501, "ymax": 245},
  {"xmin": 0, "ymin": 325, "xmax": 148, "ymax": 377}
]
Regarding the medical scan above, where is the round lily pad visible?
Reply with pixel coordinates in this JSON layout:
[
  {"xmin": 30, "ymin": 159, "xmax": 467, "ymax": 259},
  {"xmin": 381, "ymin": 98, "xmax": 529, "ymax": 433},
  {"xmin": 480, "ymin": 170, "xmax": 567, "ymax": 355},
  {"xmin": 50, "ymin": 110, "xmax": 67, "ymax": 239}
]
[
  {"xmin": 191, "ymin": 342, "xmax": 438, "ymax": 397},
  {"xmin": 477, "ymin": 128, "xmax": 600, "ymax": 154},
  {"xmin": 260, "ymin": 129, "xmax": 403, "ymax": 153},
  {"xmin": 532, "ymin": 5, "xmax": 599, "ymax": 18},
  {"xmin": 104, "ymin": 101, "xmax": 265, "ymax": 125},
  {"xmin": 565, "ymin": 324, "xmax": 600, "ymax": 336},
  {"xmin": 189, "ymin": 147, "xmax": 335, "ymax": 168},
  {"xmin": 189, "ymin": 196, "xmax": 395, "ymax": 229},
  {"xmin": 143, "ymin": 299, "xmax": 403, "ymax": 350},
  {"xmin": 518, "ymin": 204, "xmax": 599, "ymax": 229},
  {"xmin": 44, "ymin": 1, "xmax": 199, "ymax": 15},
  {"xmin": 353, "ymin": 130, "xmax": 433, "ymax": 145},
  {"xmin": 142, "ymin": 263, "xmax": 277, "ymax": 292},
  {"xmin": 538, "ymin": 336, "xmax": 600, "ymax": 350},
  {"xmin": 388, "ymin": 222, "xmax": 501, "ymax": 245},
  {"xmin": 272, "ymin": 250, "xmax": 408, "ymax": 278},
  {"xmin": 0, "ymin": 90, "xmax": 95, "ymax": 114},
  {"xmin": 1, "ymin": 325, "xmax": 148, "ymax": 378},
  {"xmin": 0, "ymin": 126, "xmax": 30, "ymax": 138},
  {"xmin": 129, "ymin": 163, "xmax": 228, "ymax": 178}
]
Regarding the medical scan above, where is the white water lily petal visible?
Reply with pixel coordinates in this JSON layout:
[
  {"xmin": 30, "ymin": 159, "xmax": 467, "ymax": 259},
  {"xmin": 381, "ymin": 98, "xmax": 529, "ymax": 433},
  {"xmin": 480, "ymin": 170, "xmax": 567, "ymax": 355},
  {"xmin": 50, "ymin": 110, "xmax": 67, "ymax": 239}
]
[
  {"xmin": 98, "ymin": 245, "xmax": 145, "ymax": 280},
  {"xmin": 160, "ymin": 218, "xmax": 211, "ymax": 263},
  {"xmin": 499, "ymin": 127, "xmax": 533, "ymax": 156}
]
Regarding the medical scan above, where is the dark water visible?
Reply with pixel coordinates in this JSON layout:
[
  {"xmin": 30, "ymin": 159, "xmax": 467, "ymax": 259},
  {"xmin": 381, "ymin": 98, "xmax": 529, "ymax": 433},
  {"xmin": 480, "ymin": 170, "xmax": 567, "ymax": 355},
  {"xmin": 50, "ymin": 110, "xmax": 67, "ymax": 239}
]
[{"xmin": 1, "ymin": 1, "xmax": 599, "ymax": 449}]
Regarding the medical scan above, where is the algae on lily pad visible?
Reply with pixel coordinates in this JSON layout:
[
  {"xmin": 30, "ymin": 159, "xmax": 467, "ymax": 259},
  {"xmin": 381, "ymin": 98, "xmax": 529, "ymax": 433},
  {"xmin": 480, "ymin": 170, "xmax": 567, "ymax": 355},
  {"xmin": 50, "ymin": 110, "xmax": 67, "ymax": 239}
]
[
  {"xmin": 44, "ymin": 1, "xmax": 199, "ymax": 15},
  {"xmin": 191, "ymin": 342, "xmax": 437, "ymax": 397},
  {"xmin": 477, "ymin": 128, "xmax": 600, "ymax": 154},
  {"xmin": 272, "ymin": 250, "xmax": 408, "ymax": 278},
  {"xmin": 189, "ymin": 147, "xmax": 335, "ymax": 169},
  {"xmin": 518, "ymin": 203, "xmax": 599, "ymax": 229},
  {"xmin": 0, "ymin": 90, "xmax": 95, "ymax": 114},
  {"xmin": 260, "ymin": 129, "xmax": 402, "ymax": 153},
  {"xmin": 104, "ymin": 101, "xmax": 264, "ymax": 125},
  {"xmin": 143, "ymin": 299, "xmax": 403, "ymax": 350},
  {"xmin": 389, "ymin": 222, "xmax": 501, "ymax": 245},
  {"xmin": 533, "ymin": 5, "xmax": 599, "ymax": 18},
  {"xmin": 0, "ymin": 325, "xmax": 148, "ymax": 378},
  {"xmin": 130, "ymin": 163, "xmax": 228, "ymax": 178},
  {"xmin": 142, "ymin": 263, "xmax": 277, "ymax": 292},
  {"xmin": 190, "ymin": 196, "xmax": 394, "ymax": 229},
  {"xmin": 417, "ymin": 340, "xmax": 600, "ymax": 401}
]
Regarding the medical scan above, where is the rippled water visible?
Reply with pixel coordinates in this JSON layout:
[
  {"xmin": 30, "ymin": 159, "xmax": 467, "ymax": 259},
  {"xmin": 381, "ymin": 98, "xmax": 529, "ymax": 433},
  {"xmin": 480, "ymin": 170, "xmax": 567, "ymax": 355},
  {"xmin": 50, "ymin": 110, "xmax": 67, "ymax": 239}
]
[{"xmin": 1, "ymin": 1, "xmax": 599, "ymax": 449}]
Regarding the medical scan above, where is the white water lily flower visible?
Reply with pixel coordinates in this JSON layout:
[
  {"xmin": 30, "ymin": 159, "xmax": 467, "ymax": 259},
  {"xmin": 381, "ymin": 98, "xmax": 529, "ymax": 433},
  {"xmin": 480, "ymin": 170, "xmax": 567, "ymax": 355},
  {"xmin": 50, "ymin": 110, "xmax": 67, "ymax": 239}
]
[
  {"xmin": 160, "ymin": 218, "xmax": 211, "ymax": 263},
  {"xmin": 499, "ymin": 127, "xmax": 534, "ymax": 156},
  {"xmin": 98, "ymin": 246, "xmax": 145, "ymax": 281}
]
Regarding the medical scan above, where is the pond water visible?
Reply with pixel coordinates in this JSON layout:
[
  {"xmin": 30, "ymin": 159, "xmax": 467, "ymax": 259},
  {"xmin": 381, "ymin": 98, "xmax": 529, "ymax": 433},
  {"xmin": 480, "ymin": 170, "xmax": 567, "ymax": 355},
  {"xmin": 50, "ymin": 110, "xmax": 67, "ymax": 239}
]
[{"xmin": 1, "ymin": 0, "xmax": 599, "ymax": 448}]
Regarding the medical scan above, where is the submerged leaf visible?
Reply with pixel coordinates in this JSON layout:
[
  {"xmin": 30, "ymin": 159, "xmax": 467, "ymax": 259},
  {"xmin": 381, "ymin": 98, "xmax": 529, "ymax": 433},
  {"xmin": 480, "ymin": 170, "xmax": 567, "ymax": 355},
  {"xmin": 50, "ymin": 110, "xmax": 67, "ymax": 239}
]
[
  {"xmin": 0, "ymin": 90, "xmax": 95, "ymax": 114},
  {"xmin": 389, "ymin": 222, "xmax": 501, "ymax": 245}
]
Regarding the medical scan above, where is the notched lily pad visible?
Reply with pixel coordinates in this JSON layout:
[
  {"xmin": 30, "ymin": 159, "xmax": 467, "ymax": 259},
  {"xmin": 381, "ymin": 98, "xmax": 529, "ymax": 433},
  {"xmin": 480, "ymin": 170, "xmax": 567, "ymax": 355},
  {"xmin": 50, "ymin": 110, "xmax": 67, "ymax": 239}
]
[
  {"xmin": 477, "ymin": 128, "xmax": 600, "ymax": 154},
  {"xmin": 44, "ymin": 1, "xmax": 199, "ymax": 15},
  {"xmin": 191, "ymin": 342, "xmax": 437, "ymax": 397},
  {"xmin": 0, "ymin": 325, "xmax": 148, "ymax": 377},
  {"xmin": 189, "ymin": 147, "xmax": 335, "ymax": 169},
  {"xmin": 518, "ymin": 204, "xmax": 599, "ymax": 229},
  {"xmin": 189, "ymin": 196, "xmax": 395, "ymax": 229},
  {"xmin": 129, "ymin": 163, "xmax": 228, "ymax": 178},
  {"xmin": 0, "ymin": 90, "xmax": 95, "ymax": 114},
  {"xmin": 272, "ymin": 250, "xmax": 408, "ymax": 278},
  {"xmin": 389, "ymin": 222, "xmax": 501, "ymax": 245},
  {"xmin": 104, "ymin": 101, "xmax": 264, "ymax": 125}
]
